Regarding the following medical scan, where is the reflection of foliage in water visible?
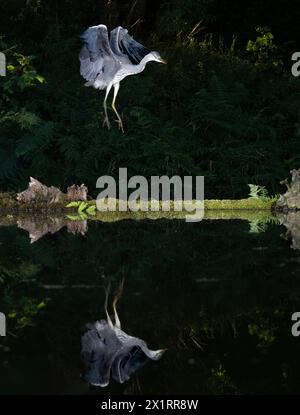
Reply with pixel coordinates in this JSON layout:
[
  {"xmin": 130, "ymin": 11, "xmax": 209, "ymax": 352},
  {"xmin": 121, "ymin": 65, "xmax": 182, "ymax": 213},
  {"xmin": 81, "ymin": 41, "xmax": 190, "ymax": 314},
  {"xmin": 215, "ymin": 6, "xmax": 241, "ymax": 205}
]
[
  {"xmin": 209, "ymin": 361, "xmax": 237, "ymax": 395},
  {"xmin": 248, "ymin": 310, "xmax": 279, "ymax": 347},
  {"xmin": 0, "ymin": 255, "xmax": 47, "ymax": 352},
  {"xmin": 248, "ymin": 216, "xmax": 278, "ymax": 234},
  {"xmin": 0, "ymin": 220, "xmax": 300, "ymax": 394},
  {"xmin": 248, "ymin": 219, "xmax": 270, "ymax": 234},
  {"xmin": 66, "ymin": 201, "xmax": 96, "ymax": 221},
  {"xmin": 6, "ymin": 298, "xmax": 47, "ymax": 331}
]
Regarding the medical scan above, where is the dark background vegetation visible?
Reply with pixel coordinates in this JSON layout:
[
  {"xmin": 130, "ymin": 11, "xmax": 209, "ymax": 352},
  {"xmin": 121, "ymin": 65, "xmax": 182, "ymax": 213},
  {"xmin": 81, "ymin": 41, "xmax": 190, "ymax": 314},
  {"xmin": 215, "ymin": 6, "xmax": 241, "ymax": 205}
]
[{"xmin": 1, "ymin": 0, "xmax": 300, "ymax": 198}]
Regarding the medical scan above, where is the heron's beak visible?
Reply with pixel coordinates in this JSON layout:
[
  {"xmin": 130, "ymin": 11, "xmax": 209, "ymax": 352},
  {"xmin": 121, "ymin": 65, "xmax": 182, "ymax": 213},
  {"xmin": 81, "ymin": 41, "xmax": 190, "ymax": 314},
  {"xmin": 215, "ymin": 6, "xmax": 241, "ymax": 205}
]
[
  {"xmin": 159, "ymin": 58, "xmax": 167, "ymax": 64},
  {"xmin": 148, "ymin": 348, "xmax": 168, "ymax": 360}
]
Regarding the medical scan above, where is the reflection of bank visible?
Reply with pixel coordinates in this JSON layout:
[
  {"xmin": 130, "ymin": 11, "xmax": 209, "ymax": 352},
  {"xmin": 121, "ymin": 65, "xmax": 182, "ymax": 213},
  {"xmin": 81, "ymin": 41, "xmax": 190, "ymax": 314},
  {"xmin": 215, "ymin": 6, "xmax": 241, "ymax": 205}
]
[
  {"xmin": 0, "ymin": 52, "xmax": 6, "ymax": 77},
  {"xmin": 0, "ymin": 312, "xmax": 6, "ymax": 336},
  {"xmin": 277, "ymin": 212, "xmax": 300, "ymax": 251}
]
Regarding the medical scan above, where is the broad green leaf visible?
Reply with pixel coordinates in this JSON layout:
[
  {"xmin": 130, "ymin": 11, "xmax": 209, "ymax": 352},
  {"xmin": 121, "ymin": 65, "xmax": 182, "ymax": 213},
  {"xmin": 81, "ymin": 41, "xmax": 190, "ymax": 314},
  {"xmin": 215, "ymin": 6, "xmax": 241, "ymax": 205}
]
[
  {"xmin": 36, "ymin": 75, "xmax": 45, "ymax": 83},
  {"xmin": 86, "ymin": 205, "xmax": 96, "ymax": 215},
  {"xmin": 66, "ymin": 201, "xmax": 80, "ymax": 208},
  {"xmin": 78, "ymin": 202, "xmax": 88, "ymax": 213}
]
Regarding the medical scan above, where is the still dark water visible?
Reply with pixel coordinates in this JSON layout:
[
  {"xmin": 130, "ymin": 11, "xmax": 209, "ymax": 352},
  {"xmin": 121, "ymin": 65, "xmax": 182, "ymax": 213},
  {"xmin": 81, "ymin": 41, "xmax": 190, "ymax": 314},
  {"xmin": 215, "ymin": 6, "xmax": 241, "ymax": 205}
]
[{"xmin": 1, "ymin": 215, "xmax": 300, "ymax": 395}]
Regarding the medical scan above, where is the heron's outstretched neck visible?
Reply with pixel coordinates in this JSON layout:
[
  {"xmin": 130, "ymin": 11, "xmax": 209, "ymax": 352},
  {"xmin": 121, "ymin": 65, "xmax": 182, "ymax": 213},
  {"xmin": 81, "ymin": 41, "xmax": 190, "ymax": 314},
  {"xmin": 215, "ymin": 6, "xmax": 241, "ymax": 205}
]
[{"xmin": 132, "ymin": 54, "xmax": 153, "ymax": 74}]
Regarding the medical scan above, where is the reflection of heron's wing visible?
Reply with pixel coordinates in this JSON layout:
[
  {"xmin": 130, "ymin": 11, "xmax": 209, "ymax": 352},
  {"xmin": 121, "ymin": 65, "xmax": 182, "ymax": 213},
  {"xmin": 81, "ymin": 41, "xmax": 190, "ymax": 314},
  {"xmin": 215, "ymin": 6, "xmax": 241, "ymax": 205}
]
[
  {"xmin": 111, "ymin": 328, "xmax": 165, "ymax": 383},
  {"xmin": 115, "ymin": 329, "xmax": 164, "ymax": 361},
  {"xmin": 110, "ymin": 26, "xmax": 150, "ymax": 64},
  {"xmin": 79, "ymin": 25, "xmax": 120, "ymax": 84},
  {"xmin": 111, "ymin": 345, "xmax": 148, "ymax": 383},
  {"xmin": 81, "ymin": 323, "xmax": 120, "ymax": 387},
  {"xmin": 81, "ymin": 321, "xmax": 165, "ymax": 387}
]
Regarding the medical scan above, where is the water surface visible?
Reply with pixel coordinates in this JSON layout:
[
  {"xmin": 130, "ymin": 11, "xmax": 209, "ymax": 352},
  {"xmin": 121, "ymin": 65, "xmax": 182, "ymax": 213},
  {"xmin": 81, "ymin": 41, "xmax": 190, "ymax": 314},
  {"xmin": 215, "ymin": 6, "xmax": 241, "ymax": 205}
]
[{"xmin": 0, "ymin": 213, "xmax": 300, "ymax": 394}]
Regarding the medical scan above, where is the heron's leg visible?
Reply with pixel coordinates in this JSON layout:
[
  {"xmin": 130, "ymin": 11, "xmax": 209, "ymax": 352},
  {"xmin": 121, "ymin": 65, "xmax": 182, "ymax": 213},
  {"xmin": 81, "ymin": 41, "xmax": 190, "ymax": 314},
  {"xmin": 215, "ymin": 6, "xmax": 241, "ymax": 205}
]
[
  {"xmin": 103, "ymin": 84, "xmax": 112, "ymax": 130},
  {"xmin": 112, "ymin": 279, "xmax": 124, "ymax": 329},
  {"xmin": 112, "ymin": 82, "xmax": 124, "ymax": 133},
  {"xmin": 104, "ymin": 284, "xmax": 114, "ymax": 328}
]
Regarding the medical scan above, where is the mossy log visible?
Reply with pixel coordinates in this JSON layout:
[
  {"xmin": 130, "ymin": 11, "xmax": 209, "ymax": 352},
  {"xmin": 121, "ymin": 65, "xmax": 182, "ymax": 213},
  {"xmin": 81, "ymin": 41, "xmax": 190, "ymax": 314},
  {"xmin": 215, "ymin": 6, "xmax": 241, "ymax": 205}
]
[
  {"xmin": 0, "ymin": 194, "xmax": 275, "ymax": 213},
  {"xmin": 0, "ymin": 177, "xmax": 277, "ymax": 223},
  {"xmin": 0, "ymin": 193, "xmax": 275, "ymax": 214}
]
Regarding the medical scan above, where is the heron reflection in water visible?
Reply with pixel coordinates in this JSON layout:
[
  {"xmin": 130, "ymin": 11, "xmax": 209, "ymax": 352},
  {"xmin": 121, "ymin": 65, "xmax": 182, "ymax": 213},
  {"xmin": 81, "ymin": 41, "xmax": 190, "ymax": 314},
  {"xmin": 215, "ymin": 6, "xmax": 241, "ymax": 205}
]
[{"xmin": 81, "ymin": 281, "xmax": 166, "ymax": 387}]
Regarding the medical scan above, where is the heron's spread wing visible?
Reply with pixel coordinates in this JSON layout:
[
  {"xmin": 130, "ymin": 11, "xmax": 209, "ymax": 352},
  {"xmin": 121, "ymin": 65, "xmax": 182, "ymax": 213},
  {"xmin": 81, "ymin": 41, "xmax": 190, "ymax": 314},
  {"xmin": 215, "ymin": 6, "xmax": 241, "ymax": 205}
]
[
  {"xmin": 110, "ymin": 26, "xmax": 150, "ymax": 64},
  {"xmin": 79, "ymin": 45, "xmax": 102, "ymax": 83},
  {"xmin": 109, "ymin": 26, "xmax": 124, "ymax": 56},
  {"xmin": 81, "ymin": 25, "xmax": 112, "ymax": 61},
  {"xmin": 79, "ymin": 25, "xmax": 120, "ymax": 84}
]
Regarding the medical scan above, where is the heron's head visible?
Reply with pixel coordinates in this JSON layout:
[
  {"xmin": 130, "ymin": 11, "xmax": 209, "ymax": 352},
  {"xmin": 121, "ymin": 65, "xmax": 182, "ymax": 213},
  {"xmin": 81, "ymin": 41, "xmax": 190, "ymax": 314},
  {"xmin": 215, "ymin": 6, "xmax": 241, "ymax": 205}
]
[{"xmin": 149, "ymin": 51, "xmax": 167, "ymax": 64}]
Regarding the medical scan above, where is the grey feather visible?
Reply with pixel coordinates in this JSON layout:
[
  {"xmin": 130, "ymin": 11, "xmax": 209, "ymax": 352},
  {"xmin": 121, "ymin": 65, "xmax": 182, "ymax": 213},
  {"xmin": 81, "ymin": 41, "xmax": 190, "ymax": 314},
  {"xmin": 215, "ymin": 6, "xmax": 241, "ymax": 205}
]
[
  {"xmin": 78, "ymin": 23, "xmax": 165, "ymax": 131},
  {"xmin": 81, "ymin": 24, "xmax": 113, "ymax": 62},
  {"xmin": 81, "ymin": 319, "xmax": 165, "ymax": 386},
  {"xmin": 109, "ymin": 26, "xmax": 124, "ymax": 57},
  {"xmin": 79, "ymin": 25, "xmax": 121, "ymax": 88},
  {"xmin": 119, "ymin": 28, "xmax": 151, "ymax": 64},
  {"xmin": 110, "ymin": 26, "xmax": 150, "ymax": 65}
]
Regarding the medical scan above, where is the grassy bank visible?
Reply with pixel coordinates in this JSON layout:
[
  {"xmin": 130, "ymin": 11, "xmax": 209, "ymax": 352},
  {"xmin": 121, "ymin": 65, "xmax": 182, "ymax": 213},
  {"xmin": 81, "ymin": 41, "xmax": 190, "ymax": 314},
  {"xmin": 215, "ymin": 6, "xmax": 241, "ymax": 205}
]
[{"xmin": 0, "ymin": 193, "xmax": 277, "ymax": 225}]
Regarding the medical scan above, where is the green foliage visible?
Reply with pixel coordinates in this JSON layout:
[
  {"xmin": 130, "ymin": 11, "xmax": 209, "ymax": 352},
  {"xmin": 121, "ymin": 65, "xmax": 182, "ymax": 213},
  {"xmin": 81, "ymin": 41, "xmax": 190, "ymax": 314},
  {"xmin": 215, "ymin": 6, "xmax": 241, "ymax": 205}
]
[
  {"xmin": 4, "ymin": 54, "xmax": 45, "ymax": 92},
  {"xmin": 0, "ymin": 260, "xmax": 40, "ymax": 284},
  {"xmin": 0, "ymin": 38, "xmax": 48, "ymax": 187},
  {"xmin": 246, "ymin": 26, "xmax": 281, "ymax": 66},
  {"xmin": 208, "ymin": 362, "xmax": 237, "ymax": 394},
  {"xmin": 0, "ymin": 2, "xmax": 299, "ymax": 198},
  {"xmin": 248, "ymin": 219, "xmax": 270, "ymax": 234},
  {"xmin": 248, "ymin": 184, "xmax": 269, "ymax": 200},
  {"xmin": 247, "ymin": 185, "xmax": 279, "ymax": 210},
  {"xmin": 66, "ymin": 201, "xmax": 96, "ymax": 220},
  {"xmin": 248, "ymin": 311, "xmax": 278, "ymax": 347},
  {"xmin": 8, "ymin": 298, "xmax": 47, "ymax": 331},
  {"xmin": 0, "ymin": 37, "xmax": 45, "ymax": 95}
]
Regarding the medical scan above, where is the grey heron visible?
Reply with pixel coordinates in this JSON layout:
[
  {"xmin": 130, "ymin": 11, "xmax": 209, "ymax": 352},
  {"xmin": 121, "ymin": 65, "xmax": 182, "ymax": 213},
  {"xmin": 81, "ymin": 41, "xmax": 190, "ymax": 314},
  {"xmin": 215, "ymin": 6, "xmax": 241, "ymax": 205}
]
[
  {"xmin": 79, "ymin": 24, "xmax": 166, "ymax": 133},
  {"xmin": 81, "ymin": 282, "xmax": 166, "ymax": 387}
]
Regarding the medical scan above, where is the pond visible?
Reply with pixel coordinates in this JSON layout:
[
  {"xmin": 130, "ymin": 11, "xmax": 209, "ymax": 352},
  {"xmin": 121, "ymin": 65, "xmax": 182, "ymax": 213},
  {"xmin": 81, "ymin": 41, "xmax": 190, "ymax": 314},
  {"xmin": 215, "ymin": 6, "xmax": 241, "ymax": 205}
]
[{"xmin": 0, "ymin": 212, "xmax": 300, "ymax": 395}]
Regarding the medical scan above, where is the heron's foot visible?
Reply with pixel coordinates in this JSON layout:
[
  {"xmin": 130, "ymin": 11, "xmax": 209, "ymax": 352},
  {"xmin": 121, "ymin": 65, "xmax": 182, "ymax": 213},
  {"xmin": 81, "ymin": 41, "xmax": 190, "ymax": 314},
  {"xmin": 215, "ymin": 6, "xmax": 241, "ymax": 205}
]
[
  {"xmin": 103, "ymin": 116, "xmax": 111, "ymax": 130},
  {"xmin": 115, "ymin": 119, "xmax": 124, "ymax": 134}
]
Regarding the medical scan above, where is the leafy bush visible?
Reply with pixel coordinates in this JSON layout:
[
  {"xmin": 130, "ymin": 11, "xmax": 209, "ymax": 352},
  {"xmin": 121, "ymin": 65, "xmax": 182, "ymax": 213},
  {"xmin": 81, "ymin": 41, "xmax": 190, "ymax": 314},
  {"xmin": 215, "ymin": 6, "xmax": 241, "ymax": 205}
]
[{"xmin": 1, "ymin": 2, "xmax": 300, "ymax": 198}]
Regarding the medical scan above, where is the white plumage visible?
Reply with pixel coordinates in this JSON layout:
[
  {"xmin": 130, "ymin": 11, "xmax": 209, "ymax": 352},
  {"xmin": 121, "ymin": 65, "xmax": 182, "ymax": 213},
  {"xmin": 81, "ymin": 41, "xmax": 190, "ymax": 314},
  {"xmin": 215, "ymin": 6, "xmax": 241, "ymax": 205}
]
[{"xmin": 79, "ymin": 24, "xmax": 166, "ymax": 132}]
